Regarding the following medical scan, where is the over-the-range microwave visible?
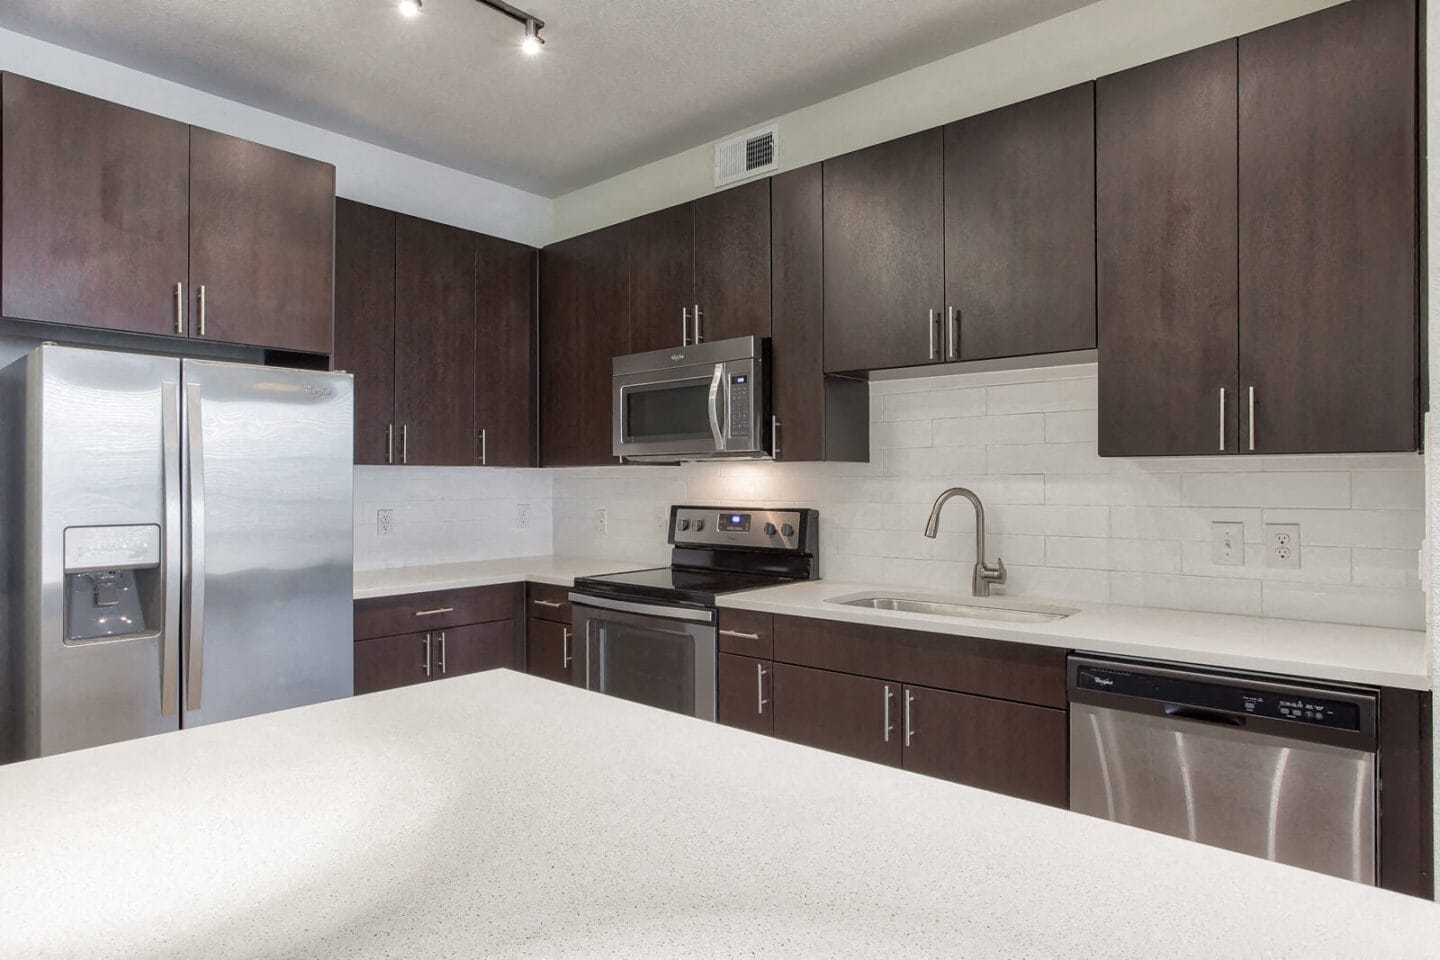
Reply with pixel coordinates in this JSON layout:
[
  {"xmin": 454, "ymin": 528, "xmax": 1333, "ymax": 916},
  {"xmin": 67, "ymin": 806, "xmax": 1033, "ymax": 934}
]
[{"xmin": 612, "ymin": 336, "xmax": 771, "ymax": 463}]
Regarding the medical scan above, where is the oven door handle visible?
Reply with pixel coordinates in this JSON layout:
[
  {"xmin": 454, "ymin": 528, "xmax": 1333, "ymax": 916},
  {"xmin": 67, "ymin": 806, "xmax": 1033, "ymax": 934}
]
[
  {"xmin": 707, "ymin": 362, "xmax": 726, "ymax": 452},
  {"xmin": 568, "ymin": 593, "xmax": 714, "ymax": 624}
]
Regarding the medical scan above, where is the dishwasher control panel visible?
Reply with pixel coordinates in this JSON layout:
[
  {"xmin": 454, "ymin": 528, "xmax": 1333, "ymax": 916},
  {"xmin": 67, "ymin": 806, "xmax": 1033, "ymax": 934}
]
[{"xmin": 1073, "ymin": 664, "xmax": 1366, "ymax": 732}]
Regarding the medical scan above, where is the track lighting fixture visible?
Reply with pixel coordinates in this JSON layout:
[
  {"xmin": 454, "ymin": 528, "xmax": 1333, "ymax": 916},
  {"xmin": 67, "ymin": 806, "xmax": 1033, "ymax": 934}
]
[
  {"xmin": 474, "ymin": 0, "xmax": 547, "ymax": 55},
  {"xmin": 398, "ymin": 0, "xmax": 421, "ymax": 18},
  {"xmin": 520, "ymin": 18, "xmax": 544, "ymax": 56}
]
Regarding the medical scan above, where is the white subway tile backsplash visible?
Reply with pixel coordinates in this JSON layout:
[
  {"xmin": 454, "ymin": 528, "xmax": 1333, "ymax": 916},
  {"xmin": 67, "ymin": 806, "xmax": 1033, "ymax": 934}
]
[
  {"xmin": 987, "ymin": 441, "xmax": 1110, "ymax": 475},
  {"xmin": 986, "ymin": 377, "xmax": 1096, "ymax": 415},
  {"xmin": 1110, "ymin": 572, "xmax": 1264, "ymax": 617},
  {"xmin": 1351, "ymin": 470, "xmax": 1425, "ymax": 509},
  {"xmin": 882, "ymin": 388, "xmax": 986, "ymax": 421},
  {"xmin": 1182, "ymin": 472, "xmax": 1352, "ymax": 508},
  {"xmin": 870, "ymin": 419, "xmax": 932, "ymax": 449},
  {"xmin": 932, "ymin": 413, "xmax": 1045, "ymax": 446}
]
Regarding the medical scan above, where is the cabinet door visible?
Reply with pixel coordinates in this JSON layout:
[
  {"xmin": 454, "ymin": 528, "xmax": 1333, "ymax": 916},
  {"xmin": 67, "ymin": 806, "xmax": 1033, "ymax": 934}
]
[
  {"xmin": 772, "ymin": 663, "xmax": 901, "ymax": 767},
  {"xmin": 539, "ymin": 225, "xmax": 629, "ymax": 466},
  {"xmin": 823, "ymin": 129, "xmax": 944, "ymax": 373},
  {"xmin": 693, "ymin": 179, "xmax": 771, "ymax": 343},
  {"xmin": 945, "ymin": 83, "xmax": 1096, "ymax": 360},
  {"xmin": 393, "ymin": 215, "xmax": 477, "ymax": 466},
  {"xmin": 526, "ymin": 618, "xmax": 575, "ymax": 684},
  {"xmin": 436, "ymin": 621, "xmax": 514, "ymax": 678},
  {"xmin": 718, "ymin": 653, "xmax": 773, "ymax": 735},
  {"xmin": 627, "ymin": 203, "xmax": 694, "ymax": 353},
  {"xmin": 354, "ymin": 632, "xmax": 432, "ymax": 695},
  {"xmin": 1096, "ymin": 42, "xmax": 1239, "ymax": 457},
  {"xmin": 1238, "ymin": 0, "xmax": 1417, "ymax": 453},
  {"xmin": 188, "ymin": 127, "xmax": 335, "ymax": 354},
  {"xmin": 771, "ymin": 164, "xmax": 826, "ymax": 462},
  {"xmin": 1, "ymin": 75, "xmax": 190, "ymax": 336},
  {"xmin": 475, "ymin": 234, "xmax": 537, "ymax": 467},
  {"xmin": 334, "ymin": 199, "xmax": 397, "ymax": 465},
  {"xmin": 901, "ymin": 685, "xmax": 1067, "ymax": 807}
]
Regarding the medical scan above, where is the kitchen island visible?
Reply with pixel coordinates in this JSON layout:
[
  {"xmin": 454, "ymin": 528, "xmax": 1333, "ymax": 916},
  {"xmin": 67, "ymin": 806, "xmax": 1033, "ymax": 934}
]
[{"xmin": 3, "ymin": 671, "xmax": 1436, "ymax": 958}]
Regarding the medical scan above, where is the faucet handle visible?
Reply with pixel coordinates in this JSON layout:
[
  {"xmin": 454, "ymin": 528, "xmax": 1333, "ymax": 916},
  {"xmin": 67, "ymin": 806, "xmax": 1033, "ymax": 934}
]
[{"xmin": 983, "ymin": 557, "xmax": 1007, "ymax": 583}]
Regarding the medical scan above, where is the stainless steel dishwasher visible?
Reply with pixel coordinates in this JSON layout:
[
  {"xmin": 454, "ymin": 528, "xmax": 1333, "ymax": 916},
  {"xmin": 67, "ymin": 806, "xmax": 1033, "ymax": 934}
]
[{"xmin": 1068, "ymin": 655, "xmax": 1379, "ymax": 884}]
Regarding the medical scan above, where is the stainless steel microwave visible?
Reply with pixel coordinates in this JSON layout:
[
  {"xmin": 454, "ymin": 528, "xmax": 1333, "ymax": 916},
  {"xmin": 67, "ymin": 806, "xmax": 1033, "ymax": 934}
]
[{"xmin": 613, "ymin": 336, "xmax": 771, "ymax": 462}]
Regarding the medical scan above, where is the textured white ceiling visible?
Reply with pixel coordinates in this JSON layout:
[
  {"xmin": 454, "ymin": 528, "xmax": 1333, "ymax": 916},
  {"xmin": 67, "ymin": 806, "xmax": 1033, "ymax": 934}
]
[{"xmin": 0, "ymin": 0, "xmax": 1098, "ymax": 196}]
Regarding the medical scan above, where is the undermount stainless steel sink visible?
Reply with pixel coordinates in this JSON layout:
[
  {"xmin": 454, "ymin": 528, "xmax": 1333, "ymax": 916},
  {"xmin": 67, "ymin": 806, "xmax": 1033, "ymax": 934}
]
[{"xmin": 828, "ymin": 592, "xmax": 1077, "ymax": 624}]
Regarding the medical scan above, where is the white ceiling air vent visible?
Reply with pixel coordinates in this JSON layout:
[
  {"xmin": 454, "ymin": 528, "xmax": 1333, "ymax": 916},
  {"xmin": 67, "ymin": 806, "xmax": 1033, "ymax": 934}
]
[{"xmin": 714, "ymin": 124, "xmax": 779, "ymax": 188}]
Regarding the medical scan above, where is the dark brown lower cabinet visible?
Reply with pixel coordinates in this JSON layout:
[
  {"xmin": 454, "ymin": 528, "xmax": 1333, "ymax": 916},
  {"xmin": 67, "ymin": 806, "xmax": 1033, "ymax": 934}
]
[
  {"xmin": 718, "ymin": 653, "xmax": 773, "ymax": 735},
  {"xmin": 526, "ymin": 617, "xmax": 575, "ymax": 684},
  {"xmin": 901, "ymin": 684, "xmax": 1067, "ymax": 806},
  {"xmin": 354, "ymin": 631, "xmax": 431, "ymax": 696},
  {"xmin": 772, "ymin": 663, "xmax": 902, "ymax": 767},
  {"xmin": 438, "ymin": 621, "xmax": 513, "ymax": 678}
]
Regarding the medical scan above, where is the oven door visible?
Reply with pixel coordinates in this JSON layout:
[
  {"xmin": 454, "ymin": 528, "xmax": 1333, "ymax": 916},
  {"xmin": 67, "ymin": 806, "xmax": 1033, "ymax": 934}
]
[
  {"xmin": 568, "ymin": 594, "xmax": 717, "ymax": 721},
  {"xmin": 612, "ymin": 356, "xmax": 764, "ymax": 461}
]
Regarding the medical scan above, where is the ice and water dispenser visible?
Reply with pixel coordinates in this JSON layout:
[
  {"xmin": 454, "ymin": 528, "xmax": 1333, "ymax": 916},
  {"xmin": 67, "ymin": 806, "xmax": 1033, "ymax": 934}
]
[{"xmin": 63, "ymin": 525, "xmax": 162, "ymax": 643}]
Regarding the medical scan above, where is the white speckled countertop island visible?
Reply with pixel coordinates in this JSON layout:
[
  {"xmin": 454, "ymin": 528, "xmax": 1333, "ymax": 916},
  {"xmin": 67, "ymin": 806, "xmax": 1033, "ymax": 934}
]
[{"xmin": 3, "ymin": 671, "xmax": 1437, "ymax": 959}]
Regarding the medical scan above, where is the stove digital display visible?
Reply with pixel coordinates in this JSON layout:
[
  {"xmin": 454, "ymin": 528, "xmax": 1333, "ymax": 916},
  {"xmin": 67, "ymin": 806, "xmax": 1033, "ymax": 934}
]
[{"xmin": 719, "ymin": 513, "xmax": 751, "ymax": 532}]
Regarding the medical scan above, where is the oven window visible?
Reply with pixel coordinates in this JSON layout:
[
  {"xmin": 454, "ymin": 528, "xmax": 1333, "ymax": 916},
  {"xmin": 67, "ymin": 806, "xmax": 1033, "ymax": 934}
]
[
  {"xmin": 624, "ymin": 380, "xmax": 712, "ymax": 442},
  {"xmin": 590, "ymin": 618, "xmax": 697, "ymax": 716}
]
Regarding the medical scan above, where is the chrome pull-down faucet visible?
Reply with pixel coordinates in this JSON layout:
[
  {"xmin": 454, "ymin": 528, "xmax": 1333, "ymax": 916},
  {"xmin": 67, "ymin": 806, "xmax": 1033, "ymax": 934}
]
[{"xmin": 923, "ymin": 487, "xmax": 1007, "ymax": 597}]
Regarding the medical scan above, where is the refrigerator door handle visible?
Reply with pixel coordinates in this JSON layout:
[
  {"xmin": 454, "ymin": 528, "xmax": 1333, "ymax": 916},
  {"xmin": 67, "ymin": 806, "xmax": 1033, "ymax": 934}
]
[
  {"xmin": 160, "ymin": 382, "xmax": 182, "ymax": 716},
  {"xmin": 185, "ymin": 382, "xmax": 208, "ymax": 711}
]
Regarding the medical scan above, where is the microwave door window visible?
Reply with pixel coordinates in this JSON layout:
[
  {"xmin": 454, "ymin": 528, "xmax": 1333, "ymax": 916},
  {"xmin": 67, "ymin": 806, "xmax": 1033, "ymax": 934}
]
[{"xmin": 625, "ymin": 381, "xmax": 713, "ymax": 443}]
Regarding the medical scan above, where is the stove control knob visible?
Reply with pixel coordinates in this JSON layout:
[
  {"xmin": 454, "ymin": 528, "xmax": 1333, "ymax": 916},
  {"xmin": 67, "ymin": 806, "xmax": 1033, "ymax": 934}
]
[
  {"xmin": 763, "ymin": 522, "xmax": 777, "ymax": 536},
  {"xmin": 695, "ymin": 519, "xmax": 706, "ymax": 531},
  {"xmin": 677, "ymin": 519, "xmax": 691, "ymax": 532},
  {"xmin": 781, "ymin": 523, "xmax": 795, "ymax": 538}
]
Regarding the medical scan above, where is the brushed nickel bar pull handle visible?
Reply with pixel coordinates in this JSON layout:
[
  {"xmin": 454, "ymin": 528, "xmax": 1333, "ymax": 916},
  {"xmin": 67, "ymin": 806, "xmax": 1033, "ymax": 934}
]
[
  {"xmin": 422, "ymin": 633, "xmax": 432, "ymax": 678},
  {"xmin": 562, "ymin": 627, "xmax": 573, "ymax": 669},
  {"xmin": 532, "ymin": 599, "xmax": 564, "ymax": 609},
  {"xmin": 160, "ymin": 382, "xmax": 181, "ymax": 716},
  {"xmin": 927, "ymin": 309, "xmax": 937, "ymax": 360},
  {"xmin": 174, "ymin": 282, "xmax": 185, "ymax": 335},
  {"xmin": 479, "ymin": 428, "xmax": 487, "ymax": 465},
  {"xmin": 197, "ymin": 284, "xmax": 207, "ymax": 336},
  {"xmin": 437, "ymin": 631, "xmax": 447, "ymax": 675},
  {"xmin": 386, "ymin": 423, "xmax": 394, "ymax": 464},
  {"xmin": 719, "ymin": 629, "xmax": 761, "ymax": 641},
  {"xmin": 1219, "ymin": 388, "xmax": 1226, "ymax": 452},
  {"xmin": 402, "ymin": 424, "xmax": 409, "ymax": 464},
  {"xmin": 1248, "ymin": 386, "xmax": 1256, "ymax": 452},
  {"xmin": 771, "ymin": 415, "xmax": 781, "ymax": 460},
  {"xmin": 415, "ymin": 606, "xmax": 455, "ymax": 617},
  {"xmin": 583, "ymin": 622, "xmax": 592, "ymax": 689},
  {"xmin": 883, "ymin": 685, "xmax": 894, "ymax": 742},
  {"xmin": 694, "ymin": 304, "xmax": 703, "ymax": 343},
  {"xmin": 904, "ymin": 690, "xmax": 915, "ymax": 747},
  {"xmin": 185, "ymin": 382, "xmax": 207, "ymax": 712},
  {"xmin": 946, "ymin": 305, "xmax": 958, "ymax": 360},
  {"xmin": 681, "ymin": 307, "xmax": 690, "ymax": 346},
  {"xmin": 756, "ymin": 662, "xmax": 768, "ymax": 715}
]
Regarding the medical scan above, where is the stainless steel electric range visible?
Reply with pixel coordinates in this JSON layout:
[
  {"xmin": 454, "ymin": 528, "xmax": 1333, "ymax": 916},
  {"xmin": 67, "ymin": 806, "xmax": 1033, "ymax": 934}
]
[{"xmin": 569, "ymin": 505, "xmax": 819, "ymax": 721}]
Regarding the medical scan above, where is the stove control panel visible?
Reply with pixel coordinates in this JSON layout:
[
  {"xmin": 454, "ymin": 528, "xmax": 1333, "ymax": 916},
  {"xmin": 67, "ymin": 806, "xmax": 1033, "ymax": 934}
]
[{"xmin": 669, "ymin": 506, "xmax": 816, "ymax": 553}]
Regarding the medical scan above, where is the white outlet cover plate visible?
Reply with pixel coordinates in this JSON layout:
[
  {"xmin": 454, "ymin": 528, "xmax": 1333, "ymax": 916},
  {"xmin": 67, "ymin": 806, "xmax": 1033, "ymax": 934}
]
[
  {"xmin": 1210, "ymin": 521, "xmax": 1245, "ymax": 566},
  {"xmin": 377, "ymin": 508, "xmax": 394, "ymax": 537},
  {"xmin": 1264, "ymin": 523, "xmax": 1301, "ymax": 569}
]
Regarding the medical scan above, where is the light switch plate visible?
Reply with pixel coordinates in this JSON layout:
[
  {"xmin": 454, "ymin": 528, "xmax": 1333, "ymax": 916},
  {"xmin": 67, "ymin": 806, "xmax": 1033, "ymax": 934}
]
[
  {"xmin": 1264, "ymin": 523, "xmax": 1301, "ymax": 569},
  {"xmin": 595, "ymin": 508, "xmax": 608, "ymax": 534},
  {"xmin": 1210, "ymin": 522, "xmax": 1245, "ymax": 566}
]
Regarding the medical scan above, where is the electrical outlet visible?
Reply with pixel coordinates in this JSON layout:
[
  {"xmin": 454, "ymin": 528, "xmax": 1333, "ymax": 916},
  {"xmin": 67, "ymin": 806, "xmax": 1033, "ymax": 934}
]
[
  {"xmin": 1264, "ymin": 523, "xmax": 1301, "ymax": 569},
  {"xmin": 377, "ymin": 509, "xmax": 393, "ymax": 537},
  {"xmin": 595, "ymin": 508, "xmax": 608, "ymax": 534},
  {"xmin": 515, "ymin": 503, "xmax": 531, "ymax": 530},
  {"xmin": 1210, "ymin": 521, "xmax": 1245, "ymax": 566}
]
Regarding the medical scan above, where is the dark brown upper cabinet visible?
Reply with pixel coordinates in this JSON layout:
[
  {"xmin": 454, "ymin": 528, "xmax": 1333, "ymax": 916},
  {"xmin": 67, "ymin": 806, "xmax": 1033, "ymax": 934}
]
[
  {"xmin": 627, "ymin": 203, "xmax": 695, "ymax": 354},
  {"xmin": 188, "ymin": 128, "xmax": 335, "ymax": 355},
  {"xmin": 475, "ymin": 235, "xmax": 538, "ymax": 467},
  {"xmin": 944, "ymin": 83, "xmax": 1096, "ymax": 361},
  {"xmin": 540, "ymin": 224, "xmax": 630, "ymax": 466},
  {"xmin": 1, "ymin": 74, "xmax": 190, "ymax": 338},
  {"xmin": 1238, "ymin": 0, "xmax": 1417, "ymax": 454},
  {"xmin": 692, "ymin": 178, "xmax": 772, "ymax": 344},
  {"xmin": 823, "ymin": 129, "xmax": 945, "ymax": 373},
  {"xmin": 334, "ymin": 199, "xmax": 398, "ymax": 466},
  {"xmin": 393, "ymin": 215, "xmax": 478, "ymax": 467},
  {"xmin": 1097, "ymin": 41, "xmax": 1240, "ymax": 457}
]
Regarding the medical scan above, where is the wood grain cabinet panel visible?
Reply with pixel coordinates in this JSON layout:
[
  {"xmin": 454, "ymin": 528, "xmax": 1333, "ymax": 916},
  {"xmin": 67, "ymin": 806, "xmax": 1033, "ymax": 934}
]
[
  {"xmin": 823, "ymin": 129, "xmax": 945, "ymax": 373},
  {"xmin": 393, "ymin": 215, "xmax": 477, "ymax": 466},
  {"xmin": 901, "ymin": 685, "xmax": 1068, "ymax": 807},
  {"xmin": 718, "ymin": 653, "xmax": 773, "ymax": 736},
  {"xmin": 627, "ymin": 203, "xmax": 695, "ymax": 354},
  {"xmin": 693, "ymin": 179, "xmax": 771, "ymax": 343},
  {"xmin": 1238, "ymin": 0, "xmax": 1418, "ymax": 453},
  {"xmin": 334, "ymin": 199, "xmax": 397, "ymax": 465},
  {"xmin": 475, "ymin": 234, "xmax": 537, "ymax": 467},
  {"xmin": 1096, "ymin": 40, "xmax": 1239, "ymax": 457},
  {"xmin": 945, "ymin": 83, "xmax": 1096, "ymax": 360},
  {"xmin": 526, "ymin": 617, "xmax": 575, "ymax": 684},
  {"xmin": 717, "ymin": 608, "xmax": 773, "ymax": 659},
  {"xmin": 354, "ymin": 632, "xmax": 432, "ymax": 696},
  {"xmin": 354, "ymin": 586, "xmax": 516, "ymax": 640},
  {"xmin": 435, "ymin": 621, "xmax": 514, "ymax": 678},
  {"xmin": 188, "ymin": 127, "xmax": 335, "ymax": 354},
  {"xmin": 772, "ymin": 662, "xmax": 902, "ymax": 767},
  {"xmin": 1, "ymin": 74, "xmax": 190, "ymax": 337}
]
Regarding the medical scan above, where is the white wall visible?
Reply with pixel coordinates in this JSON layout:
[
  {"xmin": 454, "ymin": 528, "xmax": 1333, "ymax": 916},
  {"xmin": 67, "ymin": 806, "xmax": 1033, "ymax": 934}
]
[
  {"xmin": 551, "ymin": 0, "xmax": 1345, "ymax": 241},
  {"xmin": 0, "ymin": 27, "xmax": 552, "ymax": 247},
  {"xmin": 554, "ymin": 365, "xmax": 1426, "ymax": 631}
]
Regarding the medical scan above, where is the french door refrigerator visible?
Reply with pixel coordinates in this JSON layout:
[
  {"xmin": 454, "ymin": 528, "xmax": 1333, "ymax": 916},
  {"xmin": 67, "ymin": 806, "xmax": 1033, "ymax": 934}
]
[{"xmin": 2, "ymin": 344, "xmax": 354, "ymax": 760}]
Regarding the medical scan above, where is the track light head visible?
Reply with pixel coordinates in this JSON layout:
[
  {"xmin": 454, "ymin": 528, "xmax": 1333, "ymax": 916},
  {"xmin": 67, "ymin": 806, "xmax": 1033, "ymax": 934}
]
[
  {"xmin": 399, "ymin": 0, "xmax": 422, "ymax": 18},
  {"xmin": 521, "ymin": 18, "xmax": 544, "ymax": 55}
]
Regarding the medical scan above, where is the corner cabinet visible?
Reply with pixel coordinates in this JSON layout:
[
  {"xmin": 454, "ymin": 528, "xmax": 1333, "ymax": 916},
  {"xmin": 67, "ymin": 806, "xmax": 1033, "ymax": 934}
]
[
  {"xmin": 1, "ymin": 73, "xmax": 335, "ymax": 355},
  {"xmin": 353, "ymin": 585, "xmax": 520, "ymax": 695}
]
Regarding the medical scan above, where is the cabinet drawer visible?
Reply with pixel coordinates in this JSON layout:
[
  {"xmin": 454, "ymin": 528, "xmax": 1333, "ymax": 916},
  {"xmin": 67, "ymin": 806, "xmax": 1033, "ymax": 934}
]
[
  {"xmin": 355, "ymin": 584, "xmax": 517, "ymax": 640},
  {"xmin": 527, "ymin": 582, "xmax": 573, "ymax": 624},
  {"xmin": 772, "ymin": 615, "xmax": 1066, "ymax": 709},
  {"xmin": 718, "ymin": 608, "xmax": 773, "ymax": 658}
]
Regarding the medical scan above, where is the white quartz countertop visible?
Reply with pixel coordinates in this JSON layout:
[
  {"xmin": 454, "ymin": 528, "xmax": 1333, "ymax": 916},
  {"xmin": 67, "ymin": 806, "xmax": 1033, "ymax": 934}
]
[
  {"xmin": 718, "ymin": 580, "xmax": 1433, "ymax": 690},
  {"xmin": 2, "ymin": 671, "xmax": 1436, "ymax": 958},
  {"xmin": 352, "ymin": 555, "xmax": 651, "ymax": 599}
]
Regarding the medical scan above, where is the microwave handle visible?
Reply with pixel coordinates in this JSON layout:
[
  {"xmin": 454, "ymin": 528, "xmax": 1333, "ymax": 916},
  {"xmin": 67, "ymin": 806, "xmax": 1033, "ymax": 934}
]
[{"xmin": 708, "ymin": 363, "xmax": 726, "ymax": 451}]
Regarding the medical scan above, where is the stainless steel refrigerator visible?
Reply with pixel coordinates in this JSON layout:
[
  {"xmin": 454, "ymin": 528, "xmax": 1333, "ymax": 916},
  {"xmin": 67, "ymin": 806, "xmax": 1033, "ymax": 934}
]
[{"xmin": 2, "ymin": 344, "xmax": 354, "ymax": 760}]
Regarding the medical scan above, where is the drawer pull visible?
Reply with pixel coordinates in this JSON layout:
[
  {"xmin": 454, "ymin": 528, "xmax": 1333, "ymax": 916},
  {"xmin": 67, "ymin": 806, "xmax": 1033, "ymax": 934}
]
[
  {"xmin": 883, "ymin": 685, "xmax": 894, "ymax": 743},
  {"xmin": 719, "ymin": 629, "xmax": 761, "ymax": 641},
  {"xmin": 415, "ymin": 607, "xmax": 455, "ymax": 617},
  {"xmin": 756, "ymin": 663, "xmax": 768, "ymax": 715},
  {"xmin": 532, "ymin": 599, "xmax": 564, "ymax": 609}
]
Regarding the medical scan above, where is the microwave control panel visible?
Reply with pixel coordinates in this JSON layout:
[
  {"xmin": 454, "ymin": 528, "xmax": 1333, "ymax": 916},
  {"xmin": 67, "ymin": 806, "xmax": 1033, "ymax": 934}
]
[{"xmin": 727, "ymin": 374, "xmax": 752, "ymax": 438}]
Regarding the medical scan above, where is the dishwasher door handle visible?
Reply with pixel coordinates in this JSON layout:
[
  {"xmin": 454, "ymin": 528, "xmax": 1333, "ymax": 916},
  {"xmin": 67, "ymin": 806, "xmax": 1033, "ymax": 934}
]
[{"xmin": 1163, "ymin": 703, "xmax": 1245, "ymax": 727}]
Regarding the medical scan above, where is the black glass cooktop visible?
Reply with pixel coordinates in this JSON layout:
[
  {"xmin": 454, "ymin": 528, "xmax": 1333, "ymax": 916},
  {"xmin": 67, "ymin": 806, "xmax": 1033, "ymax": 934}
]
[{"xmin": 572, "ymin": 566, "xmax": 800, "ymax": 609}]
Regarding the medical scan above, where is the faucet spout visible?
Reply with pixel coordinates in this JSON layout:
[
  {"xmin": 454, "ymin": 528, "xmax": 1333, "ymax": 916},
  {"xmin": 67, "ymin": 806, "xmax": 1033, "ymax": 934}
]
[{"xmin": 922, "ymin": 487, "xmax": 1007, "ymax": 598}]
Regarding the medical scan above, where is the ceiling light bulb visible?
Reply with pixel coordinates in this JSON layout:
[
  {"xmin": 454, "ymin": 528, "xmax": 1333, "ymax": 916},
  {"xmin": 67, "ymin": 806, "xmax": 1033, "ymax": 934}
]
[
  {"xmin": 399, "ymin": 0, "xmax": 422, "ymax": 18},
  {"xmin": 521, "ymin": 18, "xmax": 544, "ymax": 55}
]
